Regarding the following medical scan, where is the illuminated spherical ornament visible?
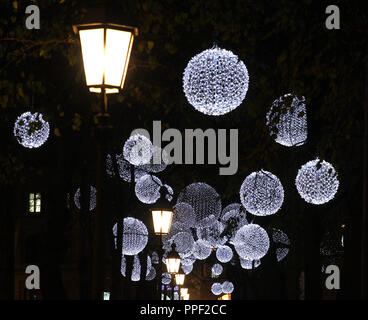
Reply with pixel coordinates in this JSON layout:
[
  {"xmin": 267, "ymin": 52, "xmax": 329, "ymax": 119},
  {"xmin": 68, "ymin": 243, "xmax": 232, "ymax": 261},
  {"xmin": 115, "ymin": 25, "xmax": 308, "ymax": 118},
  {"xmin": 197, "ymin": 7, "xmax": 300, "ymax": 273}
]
[
  {"xmin": 135, "ymin": 174, "xmax": 162, "ymax": 204},
  {"xmin": 183, "ymin": 47, "xmax": 249, "ymax": 116},
  {"xmin": 266, "ymin": 93, "xmax": 307, "ymax": 147},
  {"xmin": 222, "ymin": 281, "xmax": 234, "ymax": 294},
  {"xmin": 272, "ymin": 229, "xmax": 291, "ymax": 262},
  {"xmin": 123, "ymin": 134, "xmax": 153, "ymax": 166},
  {"xmin": 173, "ymin": 202, "xmax": 196, "ymax": 229},
  {"xmin": 212, "ymin": 263, "xmax": 223, "ymax": 276},
  {"xmin": 162, "ymin": 272, "xmax": 172, "ymax": 285},
  {"xmin": 177, "ymin": 182, "xmax": 222, "ymax": 227},
  {"xmin": 239, "ymin": 258, "xmax": 261, "ymax": 270},
  {"xmin": 74, "ymin": 186, "xmax": 97, "ymax": 211},
  {"xmin": 196, "ymin": 221, "xmax": 227, "ymax": 248},
  {"xmin": 295, "ymin": 158, "xmax": 339, "ymax": 205},
  {"xmin": 122, "ymin": 217, "xmax": 148, "ymax": 256},
  {"xmin": 172, "ymin": 231, "xmax": 195, "ymax": 256},
  {"xmin": 14, "ymin": 111, "xmax": 50, "ymax": 148},
  {"xmin": 182, "ymin": 263, "xmax": 193, "ymax": 275},
  {"xmin": 240, "ymin": 170, "xmax": 284, "ymax": 216},
  {"xmin": 146, "ymin": 266, "xmax": 156, "ymax": 281},
  {"xmin": 138, "ymin": 146, "xmax": 169, "ymax": 173},
  {"xmin": 216, "ymin": 245, "xmax": 233, "ymax": 263},
  {"xmin": 106, "ymin": 154, "xmax": 146, "ymax": 182},
  {"xmin": 234, "ymin": 224, "xmax": 270, "ymax": 260},
  {"xmin": 192, "ymin": 239, "xmax": 212, "ymax": 260},
  {"xmin": 181, "ymin": 255, "xmax": 196, "ymax": 266},
  {"xmin": 211, "ymin": 283, "xmax": 223, "ymax": 295}
]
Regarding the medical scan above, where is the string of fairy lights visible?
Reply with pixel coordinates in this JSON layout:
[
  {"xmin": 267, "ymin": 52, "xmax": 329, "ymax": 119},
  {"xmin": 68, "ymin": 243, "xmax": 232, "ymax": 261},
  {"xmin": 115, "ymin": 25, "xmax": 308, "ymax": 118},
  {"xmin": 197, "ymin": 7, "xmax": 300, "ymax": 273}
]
[{"xmin": 11, "ymin": 44, "xmax": 341, "ymax": 299}]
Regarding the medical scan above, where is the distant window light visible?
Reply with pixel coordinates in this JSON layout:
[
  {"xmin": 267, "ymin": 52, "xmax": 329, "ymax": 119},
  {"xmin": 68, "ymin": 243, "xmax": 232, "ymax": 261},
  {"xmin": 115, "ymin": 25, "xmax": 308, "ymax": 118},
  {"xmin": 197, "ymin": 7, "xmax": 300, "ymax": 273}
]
[
  {"xmin": 29, "ymin": 193, "xmax": 41, "ymax": 214},
  {"xmin": 103, "ymin": 292, "xmax": 110, "ymax": 300}
]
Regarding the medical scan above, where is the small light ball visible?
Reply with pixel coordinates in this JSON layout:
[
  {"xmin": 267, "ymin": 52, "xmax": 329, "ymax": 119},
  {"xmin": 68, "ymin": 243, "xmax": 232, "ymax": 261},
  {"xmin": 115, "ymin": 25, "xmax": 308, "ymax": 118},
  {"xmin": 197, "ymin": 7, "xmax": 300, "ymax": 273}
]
[
  {"xmin": 14, "ymin": 111, "xmax": 50, "ymax": 148},
  {"xmin": 123, "ymin": 134, "xmax": 153, "ymax": 166},
  {"xmin": 177, "ymin": 182, "xmax": 222, "ymax": 227},
  {"xmin": 266, "ymin": 93, "xmax": 307, "ymax": 147},
  {"xmin": 211, "ymin": 263, "xmax": 223, "ymax": 276},
  {"xmin": 162, "ymin": 272, "xmax": 172, "ymax": 285},
  {"xmin": 234, "ymin": 224, "xmax": 270, "ymax": 260},
  {"xmin": 74, "ymin": 186, "xmax": 97, "ymax": 211},
  {"xmin": 192, "ymin": 239, "xmax": 212, "ymax": 260},
  {"xmin": 222, "ymin": 281, "xmax": 234, "ymax": 294},
  {"xmin": 295, "ymin": 158, "xmax": 339, "ymax": 205},
  {"xmin": 183, "ymin": 47, "xmax": 249, "ymax": 116},
  {"xmin": 211, "ymin": 282, "xmax": 223, "ymax": 295},
  {"xmin": 173, "ymin": 202, "xmax": 196, "ymax": 229},
  {"xmin": 240, "ymin": 170, "xmax": 284, "ymax": 216},
  {"xmin": 122, "ymin": 217, "xmax": 148, "ymax": 256},
  {"xmin": 146, "ymin": 266, "xmax": 156, "ymax": 281},
  {"xmin": 216, "ymin": 245, "xmax": 233, "ymax": 263},
  {"xmin": 172, "ymin": 231, "xmax": 195, "ymax": 256},
  {"xmin": 135, "ymin": 174, "xmax": 162, "ymax": 204}
]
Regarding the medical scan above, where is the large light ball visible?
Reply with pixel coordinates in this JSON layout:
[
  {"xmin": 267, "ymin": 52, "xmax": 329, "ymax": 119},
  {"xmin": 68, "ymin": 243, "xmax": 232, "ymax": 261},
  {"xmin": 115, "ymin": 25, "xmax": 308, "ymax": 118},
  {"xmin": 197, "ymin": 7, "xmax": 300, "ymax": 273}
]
[
  {"xmin": 295, "ymin": 158, "xmax": 339, "ymax": 205},
  {"xmin": 211, "ymin": 282, "xmax": 223, "ymax": 295},
  {"xmin": 183, "ymin": 47, "xmax": 249, "ymax": 116},
  {"xmin": 14, "ymin": 111, "xmax": 50, "ymax": 148},
  {"xmin": 177, "ymin": 182, "xmax": 222, "ymax": 227},
  {"xmin": 216, "ymin": 245, "xmax": 233, "ymax": 263},
  {"xmin": 222, "ymin": 281, "xmax": 234, "ymax": 294},
  {"xmin": 212, "ymin": 263, "xmax": 223, "ymax": 276},
  {"xmin": 266, "ymin": 93, "xmax": 307, "ymax": 147},
  {"xmin": 122, "ymin": 217, "xmax": 148, "ymax": 256},
  {"xmin": 196, "ymin": 221, "xmax": 227, "ymax": 248},
  {"xmin": 234, "ymin": 224, "xmax": 270, "ymax": 260},
  {"xmin": 240, "ymin": 170, "xmax": 284, "ymax": 216},
  {"xmin": 135, "ymin": 174, "xmax": 162, "ymax": 204},
  {"xmin": 192, "ymin": 239, "xmax": 212, "ymax": 260},
  {"xmin": 123, "ymin": 134, "xmax": 153, "ymax": 166},
  {"xmin": 74, "ymin": 186, "xmax": 97, "ymax": 211}
]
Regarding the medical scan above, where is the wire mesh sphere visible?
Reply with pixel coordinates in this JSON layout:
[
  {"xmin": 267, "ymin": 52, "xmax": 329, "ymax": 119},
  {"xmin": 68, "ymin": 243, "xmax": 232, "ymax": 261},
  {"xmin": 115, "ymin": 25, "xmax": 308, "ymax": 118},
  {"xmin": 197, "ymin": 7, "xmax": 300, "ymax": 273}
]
[
  {"xmin": 135, "ymin": 174, "xmax": 162, "ymax": 204},
  {"xmin": 138, "ymin": 146, "xmax": 169, "ymax": 173},
  {"xmin": 14, "ymin": 111, "xmax": 50, "ymax": 148},
  {"xmin": 239, "ymin": 258, "xmax": 261, "ymax": 270},
  {"xmin": 172, "ymin": 231, "xmax": 195, "ymax": 256},
  {"xmin": 272, "ymin": 228, "xmax": 290, "ymax": 262},
  {"xmin": 183, "ymin": 47, "xmax": 249, "ymax": 116},
  {"xmin": 234, "ymin": 224, "xmax": 270, "ymax": 260},
  {"xmin": 177, "ymin": 182, "xmax": 222, "ymax": 227},
  {"xmin": 240, "ymin": 170, "xmax": 284, "ymax": 216},
  {"xmin": 162, "ymin": 272, "xmax": 172, "ymax": 285},
  {"xmin": 182, "ymin": 263, "xmax": 193, "ymax": 275},
  {"xmin": 196, "ymin": 221, "xmax": 227, "ymax": 248},
  {"xmin": 122, "ymin": 217, "xmax": 148, "ymax": 256},
  {"xmin": 266, "ymin": 93, "xmax": 307, "ymax": 147},
  {"xmin": 146, "ymin": 266, "xmax": 156, "ymax": 281},
  {"xmin": 123, "ymin": 134, "xmax": 153, "ymax": 166},
  {"xmin": 211, "ymin": 282, "xmax": 223, "ymax": 295},
  {"xmin": 216, "ymin": 245, "xmax": 233, "ymax": 263},
  {"xmin": 222, "ymin": 281, "xmax": 234, "ymax": 294},
  {"xmin": 74, "ymin": 186, "xmax": 97, "ymax": 211},
  {"xmin": 192, "ymin": 239, "xmax": 212, "ymax": 260},
  {"xmin": 106, "ymin": 154, "xmax": 146, "ymax": 182},
  {"xmin": 295, "ymin": 158, "xmax": 339, "ymax": 205},
  {"xmin": 212, "ymin": 263, "xmax": 223, "ymax": 276},
  {"xmin": 173, "ymin": 202, "xmax": 196, "ymax": 229}
]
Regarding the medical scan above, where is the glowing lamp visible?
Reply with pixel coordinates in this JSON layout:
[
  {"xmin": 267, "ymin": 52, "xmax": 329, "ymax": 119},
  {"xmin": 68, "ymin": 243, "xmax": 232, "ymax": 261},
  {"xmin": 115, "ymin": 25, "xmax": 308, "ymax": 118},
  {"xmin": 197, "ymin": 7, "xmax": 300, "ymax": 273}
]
[
  {"xmin": 151, "ymin": 189, "xmax": 174, "ymax": 235},
  {"xmin": 165, "ymin": 243, "xmax": 181, "ymax": 274},
  {"xmin": 73, "ymin": 23, "xmax": 138, "ymax": 94},
  {"xmin": 180, "ymin": 288, "xmax": 188, "ymax": 296},
  {"xmin": 175, "ymin": 273, "xmax": 185, "ymax": 286}
]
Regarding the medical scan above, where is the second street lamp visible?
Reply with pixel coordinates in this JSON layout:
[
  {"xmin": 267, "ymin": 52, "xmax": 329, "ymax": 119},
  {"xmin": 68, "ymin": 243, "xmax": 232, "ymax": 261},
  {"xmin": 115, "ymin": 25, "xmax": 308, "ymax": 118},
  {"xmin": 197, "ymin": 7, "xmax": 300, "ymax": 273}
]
[{"xmin": 165, "ymin": 243, "xmax": 181, "ymax": 274}]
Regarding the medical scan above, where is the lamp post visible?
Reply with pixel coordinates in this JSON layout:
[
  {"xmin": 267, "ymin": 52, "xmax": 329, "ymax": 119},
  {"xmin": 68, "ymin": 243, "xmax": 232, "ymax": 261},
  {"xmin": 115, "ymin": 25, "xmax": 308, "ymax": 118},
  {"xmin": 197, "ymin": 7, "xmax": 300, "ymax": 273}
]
[
  {"xmin": 150, "ymin": 190, "xmax": 174, "ymax": 300},
  {"xmin": 73, "ymin": 21, "xmax": 138, "ymax": 299}
]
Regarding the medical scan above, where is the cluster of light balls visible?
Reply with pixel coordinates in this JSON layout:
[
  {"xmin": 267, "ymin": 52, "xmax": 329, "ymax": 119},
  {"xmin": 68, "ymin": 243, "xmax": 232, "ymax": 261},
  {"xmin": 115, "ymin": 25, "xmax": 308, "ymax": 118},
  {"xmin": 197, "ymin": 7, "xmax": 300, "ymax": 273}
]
[
  {"xmin": 234, "ymin": 224, "xmax": 270, "ymax": 261},
  {"xmin": 211, "ymin": 281, "xmax": 234, "ymax": 295},
  {"xmin": 122, "ymin": 217, "xmax": 148, "ymax": 256},
  {"xmin": 183, "ymin": 47, "xmax": 249, "ymax": 116},
  {"xmin": 295, "ymin": 158, "xmax": 339, "ymax": 205},
  {"xmin": 74, "ymin": 186, "xmax": 97, "ymax": 211},
  {"xmin": 266, "ymin": 93, "xmax": 307, "ymax": 147},
  {"xmin": 197, "ymin": 221, "xmax": 227, "ymax": 248},
  {"xmin": 240, "ymin": 170, "xmax": 284, "ymax": 216},
  {"xmin": 14, "ymin": 111, "xmax": 50, "ymax": 148},
  {"xmin": 177, "ymin": 182, "xmax": 222, "ymax": 227}
]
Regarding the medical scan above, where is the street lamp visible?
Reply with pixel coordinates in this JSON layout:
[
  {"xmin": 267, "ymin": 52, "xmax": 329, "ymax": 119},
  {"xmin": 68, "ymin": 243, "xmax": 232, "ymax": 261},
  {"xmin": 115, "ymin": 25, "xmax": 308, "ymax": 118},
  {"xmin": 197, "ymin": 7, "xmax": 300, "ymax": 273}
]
[
  {"xmin": 73, "ymin": 23, "xmax": 138, "ymax": 96},
  {"xmin": 175, "ymin": 273, "xmax": 185, "ymax": 286},
  {"xmin": 165, "ymin": 243, "xmax": 181, "ymax": 274}
]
